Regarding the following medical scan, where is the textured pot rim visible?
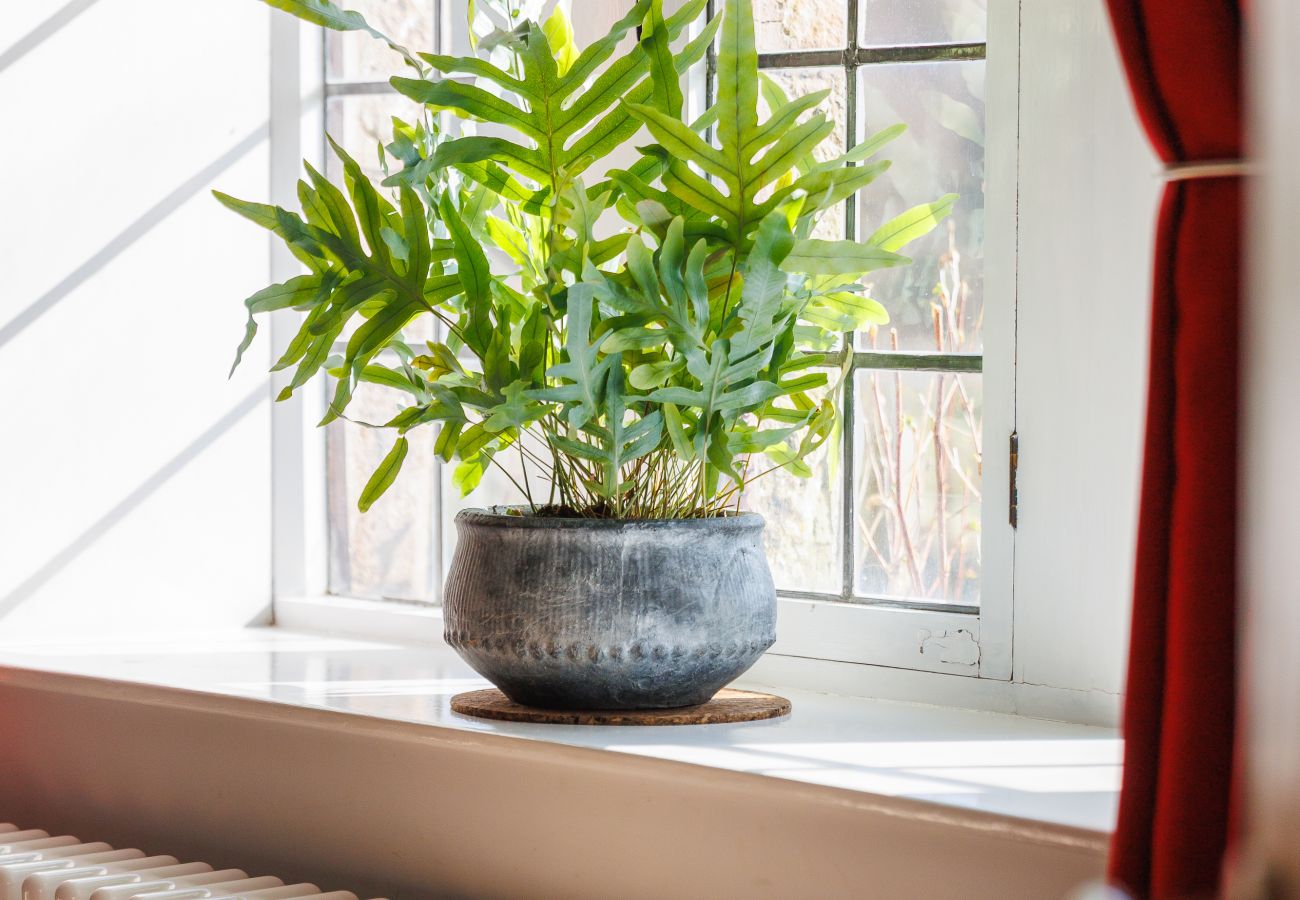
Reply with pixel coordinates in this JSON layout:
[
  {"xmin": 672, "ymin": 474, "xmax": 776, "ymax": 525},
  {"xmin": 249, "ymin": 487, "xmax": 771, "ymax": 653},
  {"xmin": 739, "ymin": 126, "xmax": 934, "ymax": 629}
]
[{"xmin": 455, "ymin": 505, "xmax": 765, "ymax": 530}]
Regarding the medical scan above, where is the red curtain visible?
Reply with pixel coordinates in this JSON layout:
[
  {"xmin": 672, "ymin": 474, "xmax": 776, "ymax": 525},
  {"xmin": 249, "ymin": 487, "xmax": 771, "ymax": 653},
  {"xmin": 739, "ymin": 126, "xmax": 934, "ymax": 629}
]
[{"xmin": 1103, "ymin": 2, "xmax": 1244, "ymax": 898}]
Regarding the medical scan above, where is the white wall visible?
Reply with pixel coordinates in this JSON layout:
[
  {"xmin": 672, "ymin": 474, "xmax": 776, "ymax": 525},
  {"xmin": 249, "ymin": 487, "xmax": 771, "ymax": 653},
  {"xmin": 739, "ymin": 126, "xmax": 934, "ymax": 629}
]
[
  {"xmin": 0, "ymin": 1, "xmax": 274, "ymax": 635},
  {"xmin": 1012, "ymin": 0, "xmax": 1156, "ymax": 702},
  {"xmin": 1237, "ymin": 0, "xmax": 1300, "ymax": 891}
]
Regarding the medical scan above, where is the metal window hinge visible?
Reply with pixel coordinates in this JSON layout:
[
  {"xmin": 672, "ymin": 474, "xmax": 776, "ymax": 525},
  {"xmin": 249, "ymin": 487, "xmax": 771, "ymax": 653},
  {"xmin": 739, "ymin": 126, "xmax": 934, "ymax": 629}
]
[{"xmin": 1009, "ymin": 431, "xmax": 1019, "ymax": 529}]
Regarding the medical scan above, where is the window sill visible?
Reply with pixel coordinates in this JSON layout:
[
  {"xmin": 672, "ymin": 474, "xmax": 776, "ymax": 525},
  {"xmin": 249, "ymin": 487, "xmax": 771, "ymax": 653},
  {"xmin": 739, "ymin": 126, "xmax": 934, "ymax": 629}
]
[
  {"xmin": 0, "ymin": 620, "xmax": 1120, "ymax": 836},
  {"xmin": 0, "ymin": 623, "xmax": 1119, "ymax": 896},
  {"xmin": 277, "ymin": 594, "xmax": 1124, "ymax": 728}
]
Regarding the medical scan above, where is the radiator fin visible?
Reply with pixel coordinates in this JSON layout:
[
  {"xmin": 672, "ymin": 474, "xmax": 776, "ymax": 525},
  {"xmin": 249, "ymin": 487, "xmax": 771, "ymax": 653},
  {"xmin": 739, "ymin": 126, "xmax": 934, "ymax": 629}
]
[{"xmin": 0, "ymin": 823, "xmax": 375, "ymax": 900}]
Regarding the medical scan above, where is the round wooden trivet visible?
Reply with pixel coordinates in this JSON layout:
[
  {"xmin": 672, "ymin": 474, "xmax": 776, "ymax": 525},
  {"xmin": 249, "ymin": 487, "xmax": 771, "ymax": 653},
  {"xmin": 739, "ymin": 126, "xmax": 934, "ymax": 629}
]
[{"xmin": 450, "ymin": 688, "xmax": 791, "ymax": 726}]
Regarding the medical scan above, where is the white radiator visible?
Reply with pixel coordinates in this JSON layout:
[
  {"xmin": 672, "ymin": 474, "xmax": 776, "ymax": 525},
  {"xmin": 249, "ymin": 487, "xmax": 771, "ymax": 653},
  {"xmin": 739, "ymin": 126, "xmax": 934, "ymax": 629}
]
[{"xmin": 0, "ymin": 823, "xmax": 374, "ymax": 900}]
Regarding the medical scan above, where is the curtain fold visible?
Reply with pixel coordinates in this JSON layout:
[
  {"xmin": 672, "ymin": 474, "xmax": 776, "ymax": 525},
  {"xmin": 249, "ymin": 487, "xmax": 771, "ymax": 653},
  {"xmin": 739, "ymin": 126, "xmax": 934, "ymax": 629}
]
[{"xmin": 1102, "ymin": 2, "xmax": 1244, "ymax": 898}]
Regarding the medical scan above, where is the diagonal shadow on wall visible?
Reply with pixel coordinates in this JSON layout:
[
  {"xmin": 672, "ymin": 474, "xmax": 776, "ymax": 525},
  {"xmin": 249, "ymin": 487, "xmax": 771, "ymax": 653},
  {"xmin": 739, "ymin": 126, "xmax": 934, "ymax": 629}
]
[
  {"xmin": 0, "ymin": 0, "xmax": 101, "ymax": 75},
  {"xmin": 0, "ymin": 385, "xmax": 267, "ymax": 620},
  {"xmin": 0, "ymin": 124, "xmax": 268, "ymax": 351}
]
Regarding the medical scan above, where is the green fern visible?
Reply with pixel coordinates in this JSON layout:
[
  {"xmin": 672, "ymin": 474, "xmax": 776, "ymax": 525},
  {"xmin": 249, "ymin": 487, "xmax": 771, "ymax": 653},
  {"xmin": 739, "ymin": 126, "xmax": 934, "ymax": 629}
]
[
  {"xmin": 216, "ymin": 0, "xmax": 957, "ymax": 517},
  {"xmin": 388, "ymin": 0, "xmax": 717, "ymax": 204}
]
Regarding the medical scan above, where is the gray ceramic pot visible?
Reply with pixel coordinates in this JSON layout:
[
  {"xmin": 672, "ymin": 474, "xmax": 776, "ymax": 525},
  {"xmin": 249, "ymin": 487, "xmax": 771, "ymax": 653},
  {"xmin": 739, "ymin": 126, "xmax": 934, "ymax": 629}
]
[{"xmin": 443, "ymin": 507, "xmax": 777, "ymax": 710}]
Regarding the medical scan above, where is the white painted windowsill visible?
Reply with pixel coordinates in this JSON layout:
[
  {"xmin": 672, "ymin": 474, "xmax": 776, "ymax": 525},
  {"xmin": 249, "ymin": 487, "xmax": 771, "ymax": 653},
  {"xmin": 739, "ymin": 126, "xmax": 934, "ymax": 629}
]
[{"xmin": 0, "ymin": 614, "xmax": 1121, "ymax": 839}]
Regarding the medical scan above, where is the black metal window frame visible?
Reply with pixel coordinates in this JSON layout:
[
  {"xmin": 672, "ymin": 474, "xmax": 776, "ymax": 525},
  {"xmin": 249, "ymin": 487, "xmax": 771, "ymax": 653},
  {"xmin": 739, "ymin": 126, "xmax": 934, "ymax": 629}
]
[
  {"xmin": 322, "ymin": 2, "xmax": 988, "ymax": 615},
  {"xmin": 704, "ymin": 1, "xmax": 987, "ymax": 615}
]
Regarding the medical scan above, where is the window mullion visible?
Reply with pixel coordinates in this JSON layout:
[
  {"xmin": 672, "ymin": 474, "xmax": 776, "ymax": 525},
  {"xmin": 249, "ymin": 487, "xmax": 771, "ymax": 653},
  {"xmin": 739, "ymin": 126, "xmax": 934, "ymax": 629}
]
[
  {"xmin": 825, "ymin": 351, "xmax": 984, "ymax": 373},
  {"xmin": 840, "ymin": 0, "xmax": 861, "ymax": 602},
  {"xmin": 756, "ymin": 42, "xmax": 986, "ymax": 69},
  {"xmin": 852, "ymin": 42, "xmax": 986, "ymax": 64},
  {"xmin": 325, "ymin": 81, "xmax": 399, "ymax": 98}
]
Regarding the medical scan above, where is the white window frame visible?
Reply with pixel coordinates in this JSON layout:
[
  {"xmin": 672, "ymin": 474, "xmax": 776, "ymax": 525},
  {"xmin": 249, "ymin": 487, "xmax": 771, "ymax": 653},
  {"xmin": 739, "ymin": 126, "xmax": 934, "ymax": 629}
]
[{"xmin": 268, "ymin": 0, "xmax": 1023, "ymax": 692}]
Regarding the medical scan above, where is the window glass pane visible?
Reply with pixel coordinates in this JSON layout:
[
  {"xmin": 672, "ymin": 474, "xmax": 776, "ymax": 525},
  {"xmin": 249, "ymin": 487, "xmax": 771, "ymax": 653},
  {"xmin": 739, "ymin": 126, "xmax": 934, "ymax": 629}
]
[
  {"xmin": 740, "ymin": 436, "xmax": 843, "ymax": 595},
  {"xmin": 325, "ymin": 0, "xmax": 434, "ymax": 81},
  {"xmin": 325, "ymin": 94, "xmax": 436, "ymax": 345},
  {"xmin": 859, "ymin": 0, "xmax": 987, "ymax": 46},
  {"xmin": 853, "ymin": 369, "xmax": 981, "ymax": 605},
  {"xmin": 328, "ymin": 380, "xmax": 438, "ymax": 603},
  {"xmin": 438, "ymin": 436, "xmax": 551, "ymax": 582},
  {"xmin": 759, "ymin": 67, "xmax": 849, "ymax": 163},
  {"xmin": 855, "ymin": 60, "xmax": 984, "ymax": 352},
  {"xmin": 325, "ymin": 93, "xmax": 425, "ymax": 186},
  {"xmin": 755, "ymin": 0, "xmax": 847, "ymax": 51},
  {"xmin": 761, "ymin": 66, "xmax": 848, "ymax": 240},
  {"xmin": 739, "ymin": 372, "xmax": 842, "ymax": 595}
]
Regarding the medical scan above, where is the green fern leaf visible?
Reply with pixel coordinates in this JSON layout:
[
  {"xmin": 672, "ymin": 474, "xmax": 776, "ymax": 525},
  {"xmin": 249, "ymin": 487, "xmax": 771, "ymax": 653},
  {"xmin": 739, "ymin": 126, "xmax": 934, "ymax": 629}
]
[{"xmin": 391, "ymin": 0, "xmax": 710, "ymax": 196}]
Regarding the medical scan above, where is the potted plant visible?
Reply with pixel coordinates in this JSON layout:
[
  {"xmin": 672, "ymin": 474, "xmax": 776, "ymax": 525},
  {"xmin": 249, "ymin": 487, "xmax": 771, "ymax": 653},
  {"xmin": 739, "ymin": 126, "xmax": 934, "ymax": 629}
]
[{"xmin": 220, "ymin": 0, "xmax": 953, "ymax": 709}]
